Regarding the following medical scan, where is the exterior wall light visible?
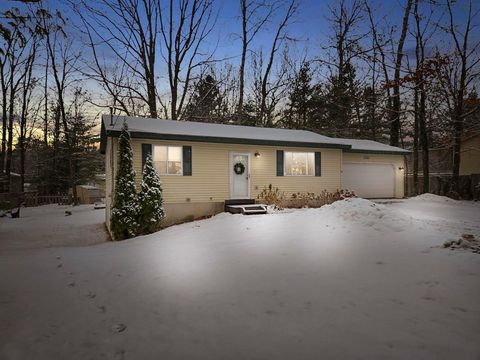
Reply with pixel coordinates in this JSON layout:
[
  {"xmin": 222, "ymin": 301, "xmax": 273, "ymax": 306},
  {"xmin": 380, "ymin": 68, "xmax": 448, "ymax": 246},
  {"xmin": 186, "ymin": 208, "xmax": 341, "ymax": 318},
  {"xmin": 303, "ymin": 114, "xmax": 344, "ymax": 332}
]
[
  {"xmin": 254, "ymin": 152, "xmax": 261, "ymax": 158},
  {"xmin": 398, "ymin": 166, "xmax": 405, "ymax": 171}
]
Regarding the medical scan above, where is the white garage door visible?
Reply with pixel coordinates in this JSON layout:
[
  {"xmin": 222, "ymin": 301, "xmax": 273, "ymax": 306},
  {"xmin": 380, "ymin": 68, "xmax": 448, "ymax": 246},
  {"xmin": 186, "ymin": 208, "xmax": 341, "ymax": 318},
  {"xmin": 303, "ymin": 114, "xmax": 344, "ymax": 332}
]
[{"xmin": 342, "ymin": 163, "xmax": 395, "ymax": 198}]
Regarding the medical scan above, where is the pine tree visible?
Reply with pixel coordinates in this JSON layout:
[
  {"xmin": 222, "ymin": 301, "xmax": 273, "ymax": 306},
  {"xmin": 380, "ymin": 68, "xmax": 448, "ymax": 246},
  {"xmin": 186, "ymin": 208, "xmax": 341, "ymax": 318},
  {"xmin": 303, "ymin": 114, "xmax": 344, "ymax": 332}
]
[
  {"xmin": 184, "ymin": 74, "xmax": 224, "ymax": 122},
  {"xmin": 284, "ymin": 62, "xmax": 318, "ymax": 130},
  {"xmin": 137, "ymin": 154, "xmax": 165, "ymax": 234},
  {"xmin": 325, "ymin": 61, "xmax": 358, "ymax": 137},
  {"xmin": 110, "ymin": 123, "xmax": 139, "ymax": 240}
]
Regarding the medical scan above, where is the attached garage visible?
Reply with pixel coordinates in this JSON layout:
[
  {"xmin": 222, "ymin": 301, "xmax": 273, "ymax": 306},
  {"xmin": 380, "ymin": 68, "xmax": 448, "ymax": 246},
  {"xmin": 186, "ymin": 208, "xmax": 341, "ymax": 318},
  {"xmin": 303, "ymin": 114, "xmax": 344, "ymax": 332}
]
[
  {"xmin": 342, "ymin": 162, "xmax": 395, "ymax": 198},
  {"xmin": 335, "ymin": 139, "xmax": 409, "ymax": 199}
]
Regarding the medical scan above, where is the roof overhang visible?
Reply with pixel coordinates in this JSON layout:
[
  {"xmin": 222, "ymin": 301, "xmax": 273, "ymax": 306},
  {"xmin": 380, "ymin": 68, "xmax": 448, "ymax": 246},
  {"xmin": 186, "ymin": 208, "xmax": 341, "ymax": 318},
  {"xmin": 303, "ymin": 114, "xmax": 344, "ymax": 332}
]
[
  {"xmin": 101, "ymin": 128, "xmax": 352, "ymax": 152},
  {"xmin": 99, "ymin": 117, "xmax": 409, "ymax": 156}
]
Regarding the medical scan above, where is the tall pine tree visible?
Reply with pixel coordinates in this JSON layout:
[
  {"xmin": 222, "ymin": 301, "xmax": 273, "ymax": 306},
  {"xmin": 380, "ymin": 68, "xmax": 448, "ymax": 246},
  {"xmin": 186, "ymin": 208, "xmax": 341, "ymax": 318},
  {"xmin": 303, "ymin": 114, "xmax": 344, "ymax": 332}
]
[
  {"xmin": 184, "ymin": 74, "xmax": 224, "ymax": 122},
  {"xmin": 284, "ymin": 62, "xmax": 315, "ymax": 130},
  {"xmin": 137, "ymin": 154, "xmax": 165, "ymax": 234},
  {"xmin": 110, "ymin": 123, "xmax": 139, "ymax": 240}
]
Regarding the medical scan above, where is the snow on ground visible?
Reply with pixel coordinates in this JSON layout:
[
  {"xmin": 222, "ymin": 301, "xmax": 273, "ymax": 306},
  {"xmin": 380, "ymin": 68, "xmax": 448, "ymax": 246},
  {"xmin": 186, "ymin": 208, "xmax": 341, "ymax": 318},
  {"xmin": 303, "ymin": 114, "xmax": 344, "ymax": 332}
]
[
  {"xmin": 0, "ymin": 196, "xmax": 479, "ymax": 359},
  {"xmin": 0, "ymin": 204, "xmax": 108, "ymax": 250}
]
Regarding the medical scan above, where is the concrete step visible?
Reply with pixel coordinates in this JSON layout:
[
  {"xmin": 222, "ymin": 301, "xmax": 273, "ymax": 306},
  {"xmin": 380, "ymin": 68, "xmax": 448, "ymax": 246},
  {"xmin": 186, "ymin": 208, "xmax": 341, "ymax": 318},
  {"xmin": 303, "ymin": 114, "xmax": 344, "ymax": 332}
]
[{"xmin": 226, "ymin": 204, "xmax": 268, "ymax": 215}]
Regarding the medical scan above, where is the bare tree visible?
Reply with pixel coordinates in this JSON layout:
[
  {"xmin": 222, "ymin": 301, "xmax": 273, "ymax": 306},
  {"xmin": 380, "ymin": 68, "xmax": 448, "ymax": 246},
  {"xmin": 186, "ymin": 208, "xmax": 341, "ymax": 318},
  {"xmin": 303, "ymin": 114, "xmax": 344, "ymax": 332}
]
[
  {"xmin": 0, "ymin": 8, "xmax": 31, "ymax": 176},
  {"xmin": 389, "ymin": 0, "xmax": 413, "ymax": 146},
  {"xmin": 436, "ymin": 0, "xmax": 480, "ymax": 191},
  {"xmin": 258, "ymin": 0, "xmax": 297, "ymax": 126},
  {"xmin": 18, "ymin": 33, "xmax": 38, "ymax": 191},
  {"xmin": 237, "ymin": 0, "xmax": 273, "ymax": 114},
  {"xmin": 40, "ymin": 8, "xmax": 82, "ymax": 203},
  {"xmin": 77, "ymin": 0, "xmax": 160, "ymax": 117},
  {"xmin": 158, "ymin": 0, "xmax": 218, "ymax": 120},
  {"xmin": 322, "ymin": 0, "xmax": 365, "ymax": 136}
]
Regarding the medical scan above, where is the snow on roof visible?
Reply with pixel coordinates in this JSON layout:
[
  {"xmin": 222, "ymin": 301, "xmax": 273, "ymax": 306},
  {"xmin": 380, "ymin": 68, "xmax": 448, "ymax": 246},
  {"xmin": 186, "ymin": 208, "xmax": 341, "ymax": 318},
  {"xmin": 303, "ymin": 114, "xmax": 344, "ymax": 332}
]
[
  {"xmin": 103, "ymin": 115, "xmax": 345, "ymax": 147},
  {"xmin": 332, "ymin": 138, "xmax": 410, "ymax": 154},
  {"xmin": 102, "ymin": 115, "xmax": 409, "ymax": 154}
]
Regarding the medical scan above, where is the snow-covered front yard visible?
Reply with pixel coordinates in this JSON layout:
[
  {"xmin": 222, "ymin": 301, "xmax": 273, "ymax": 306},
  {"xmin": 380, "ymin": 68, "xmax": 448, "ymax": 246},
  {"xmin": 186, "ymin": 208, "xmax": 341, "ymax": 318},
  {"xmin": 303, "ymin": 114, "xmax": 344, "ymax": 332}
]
[{"xmin": 1, "ymin": 195, "xmax": 479, "ymax": 359}]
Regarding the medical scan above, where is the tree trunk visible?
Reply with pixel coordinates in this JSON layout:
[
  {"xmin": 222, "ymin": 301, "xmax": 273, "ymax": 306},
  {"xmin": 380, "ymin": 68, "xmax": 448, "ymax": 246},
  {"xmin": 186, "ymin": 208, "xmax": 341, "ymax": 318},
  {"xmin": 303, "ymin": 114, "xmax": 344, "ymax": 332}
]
[
  {"xmin": 389, "ymin": 0, "xmax": 413, "ymax": 146},
  {"xmin": 419, "ymin": 92, "xmax": 429, "ymax": 193},
  {"xmin": 0, "ymin": 72, "xmax": 6, "ymax": 174},
  {"xmin": 238, "ymin": 0, "xmax": 247, "ymax": 114},
  {"xmin": 44, "ymin": 51, "xmax": 49, "ymax": 146},
  {"xmin": 413, "ymin": 86, "xmax": 419, "ymax": 195},
  {"xmin": 5, "ymin": 80, "xmax": 15, "ymax": 176}
]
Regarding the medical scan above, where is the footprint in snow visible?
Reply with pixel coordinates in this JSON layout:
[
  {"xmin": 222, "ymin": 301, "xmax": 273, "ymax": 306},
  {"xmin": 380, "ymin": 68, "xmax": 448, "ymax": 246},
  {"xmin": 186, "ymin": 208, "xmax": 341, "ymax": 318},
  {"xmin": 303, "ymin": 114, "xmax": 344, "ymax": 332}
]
[
  {"xmin": 111, "ymin": 323, "xmax": 127, "ymax": 333},
  {"xmin": 87, "ymin": 291, "xmax": 96, "ymax": 299},
  {"xmin": 56, "ymin": 263, "xmax": 63, "ymax": 269},
  {"xmin": 97, "ymin": 305, "xmax": 106, "ymax": 313},
  {"xmin": 68, "ymin": 282, "xmax": 75, "ymax": 287},
  {"xmin": 376, "ymin": 261, "xmax": 385, "ymax": 265},
  {"xmin": 114, "ymin": 349, "xmax": 126, "ymax": 360}
]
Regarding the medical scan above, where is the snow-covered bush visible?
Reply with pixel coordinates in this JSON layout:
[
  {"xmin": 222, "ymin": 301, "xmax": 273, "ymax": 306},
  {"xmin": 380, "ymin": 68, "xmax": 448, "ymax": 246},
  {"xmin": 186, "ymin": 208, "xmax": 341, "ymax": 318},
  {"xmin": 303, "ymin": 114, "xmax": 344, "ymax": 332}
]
[
  {"xmin": 110, "ymin": 123, "xmax": 140, "ymax": 240},
  {"xmin": 137, "ymin": 154, "xmax": 165, "ymax": 234}
]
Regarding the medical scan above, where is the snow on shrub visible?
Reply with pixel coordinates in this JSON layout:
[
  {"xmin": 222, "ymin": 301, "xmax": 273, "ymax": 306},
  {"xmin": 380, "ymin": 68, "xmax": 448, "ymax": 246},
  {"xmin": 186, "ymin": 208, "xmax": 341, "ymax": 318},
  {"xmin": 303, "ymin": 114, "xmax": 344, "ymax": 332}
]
[
  {"xmin": 110, "ymin": 124, "xmax": 166, "ymax": 240},
  {"xmin": 137, "ymin": 154, "xmax": 165, "ymax": 234},
  {"xmin": 110, "ymin": 123, "xmax": 140, "ymax": 240}
]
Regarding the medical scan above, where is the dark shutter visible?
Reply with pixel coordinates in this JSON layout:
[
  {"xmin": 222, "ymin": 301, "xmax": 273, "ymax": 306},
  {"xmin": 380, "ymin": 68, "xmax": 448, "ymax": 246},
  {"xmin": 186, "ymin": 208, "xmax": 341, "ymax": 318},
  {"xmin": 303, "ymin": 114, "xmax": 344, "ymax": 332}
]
[
  {"xmin": 183, "ymin": 146, "xmax": 192, "ymax": 176},
  {"xmin": 141, "ymin": 143, "xmax": 152, "ymax": 169},
  {"xmin": 315, "ymin": 152, "xmax": 321, "ymax": 176},
  {"xmin": 276, "ymin": 150, "xmax": 284, "ymax": 176}
]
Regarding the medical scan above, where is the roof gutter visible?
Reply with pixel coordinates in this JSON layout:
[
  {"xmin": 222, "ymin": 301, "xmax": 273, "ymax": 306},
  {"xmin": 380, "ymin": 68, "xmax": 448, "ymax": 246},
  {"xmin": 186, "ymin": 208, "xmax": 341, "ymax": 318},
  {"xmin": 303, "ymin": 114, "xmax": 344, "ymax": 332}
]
[{"xmin": 343, "ymin": 148, "xmax": 411, "ymax": 155}]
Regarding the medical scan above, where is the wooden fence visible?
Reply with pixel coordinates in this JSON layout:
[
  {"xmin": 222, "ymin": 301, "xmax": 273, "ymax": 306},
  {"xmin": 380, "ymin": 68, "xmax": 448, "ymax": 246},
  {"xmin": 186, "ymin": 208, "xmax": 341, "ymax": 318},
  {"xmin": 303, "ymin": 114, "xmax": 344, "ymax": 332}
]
[
  {"xmin": 406, "ymin": 174, "xmax": 480, "ymax": 200},
  {"xmin": 0, "ymin": 192, "xmax": 72, "ymax": 209}
]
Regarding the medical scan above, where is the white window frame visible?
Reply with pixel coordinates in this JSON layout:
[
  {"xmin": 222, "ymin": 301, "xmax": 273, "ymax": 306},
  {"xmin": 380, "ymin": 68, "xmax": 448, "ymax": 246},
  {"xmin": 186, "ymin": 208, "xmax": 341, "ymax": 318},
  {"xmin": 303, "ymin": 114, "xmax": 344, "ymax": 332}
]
[
  {"xmin": 284, "ymin": 151, "xmax": 315, "ymax": 176},
  {"xmin": 153, "ymin": 145, "xmax": 183, "ymax": 176}
]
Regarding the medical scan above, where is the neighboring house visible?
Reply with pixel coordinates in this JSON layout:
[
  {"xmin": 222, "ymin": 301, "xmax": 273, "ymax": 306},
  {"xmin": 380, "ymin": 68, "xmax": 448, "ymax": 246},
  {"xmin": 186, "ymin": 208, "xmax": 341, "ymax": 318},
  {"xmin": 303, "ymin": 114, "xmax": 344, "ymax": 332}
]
[
  {"xmin": 405, "ymin": 132, "xmax": 480, "ymax": 177},
  {"xmin": 460, "ymin": 133, "xmax": 480, "ymax": 176},
  {"xmin": 73, "ymin": 185, "xmax": 103, "ymax": 204},
  {"xmin": 100, "ymin": 115, "xmax": 409, "ymax": 227}
]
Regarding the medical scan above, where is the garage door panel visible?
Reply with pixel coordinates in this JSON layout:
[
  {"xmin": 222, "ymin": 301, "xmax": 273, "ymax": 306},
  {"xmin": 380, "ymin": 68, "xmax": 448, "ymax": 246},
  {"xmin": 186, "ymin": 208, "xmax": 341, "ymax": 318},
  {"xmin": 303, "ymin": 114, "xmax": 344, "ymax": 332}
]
[{"xmin": 342, "ymin": 163, "xmax": 395, "ymax": 198}]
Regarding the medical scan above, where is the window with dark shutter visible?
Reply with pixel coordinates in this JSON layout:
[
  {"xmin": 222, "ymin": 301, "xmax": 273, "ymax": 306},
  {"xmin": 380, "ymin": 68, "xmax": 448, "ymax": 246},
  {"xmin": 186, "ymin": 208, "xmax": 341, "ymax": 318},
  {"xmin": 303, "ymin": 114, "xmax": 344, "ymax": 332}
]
[
  {"xmin": 315, "ymin": 152, "xmax": 321, "ymax": 176},
  {"xmin": 183, "ymin": 146, "xmax": 192, "ymax": 176},
  {"xmin": 276, "ymin": 150, "xmax": 284, "ymax": 176},
  {"xmin": 141, "ymin": 143, "xmax": 152, "ymax": 169}
]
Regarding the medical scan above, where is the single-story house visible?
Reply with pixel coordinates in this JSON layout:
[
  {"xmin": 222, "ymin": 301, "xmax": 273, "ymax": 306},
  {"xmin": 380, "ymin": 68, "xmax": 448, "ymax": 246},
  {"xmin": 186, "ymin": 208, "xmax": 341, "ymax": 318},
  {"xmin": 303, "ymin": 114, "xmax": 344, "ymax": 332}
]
[{"xmin": 100, "ymin": 115, "xmax": 409, "ymax": 228}]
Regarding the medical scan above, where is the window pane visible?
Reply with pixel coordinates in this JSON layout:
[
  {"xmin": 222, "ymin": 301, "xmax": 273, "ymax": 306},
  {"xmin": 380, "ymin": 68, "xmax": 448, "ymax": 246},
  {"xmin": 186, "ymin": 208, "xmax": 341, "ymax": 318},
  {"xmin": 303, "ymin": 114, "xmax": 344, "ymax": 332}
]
[
  {"xmin": 292, "ymin": 152, "xmax": 307, "ymax": 175},
  {"xmin": 168, "ymin": 146, "xmax": 182, "ymax": 162},
  {"xmin": 154, "ymin": 146, "xmax": 167, "ymax": 162},
  {"xmin": 307, "ymin": 153, "xmax": 314, "ymax": 175},
  {"xmin": 285, "ymin": 152, "xmax": 293, "ymax": 175},
  {"xmin": 285, "ymin": 152, "xmax": 314, "ymax": 175},
  {"xmin": 154, "ymin": 161, "xmax": 167, "ymax": 174},
  {"xmin": 168, "ymin": 161, "xmax": 182, "ymax": 175}
]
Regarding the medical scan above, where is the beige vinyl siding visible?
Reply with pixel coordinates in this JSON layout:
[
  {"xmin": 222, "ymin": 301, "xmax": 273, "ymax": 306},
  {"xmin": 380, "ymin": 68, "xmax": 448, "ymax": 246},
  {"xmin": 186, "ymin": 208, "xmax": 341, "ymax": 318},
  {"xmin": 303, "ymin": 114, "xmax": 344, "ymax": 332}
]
[
  {"xmin": 460, "ymin": 135, "xmax": 480, "ymax": 176},
  {"xmin": 130, "ymin": 139, "xmax": 342, "ymax": 204},
  {"xmin": 342, "ymin": 152, "xmax": 405, "ymax": 198}
]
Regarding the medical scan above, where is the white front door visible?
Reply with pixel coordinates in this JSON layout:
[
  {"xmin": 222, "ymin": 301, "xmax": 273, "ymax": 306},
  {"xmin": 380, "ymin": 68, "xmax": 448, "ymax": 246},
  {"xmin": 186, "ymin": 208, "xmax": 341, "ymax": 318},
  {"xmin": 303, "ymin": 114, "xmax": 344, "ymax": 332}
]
[{"xmin": 230, "ymin": 153, "xmax": 250, "ymax": 199}]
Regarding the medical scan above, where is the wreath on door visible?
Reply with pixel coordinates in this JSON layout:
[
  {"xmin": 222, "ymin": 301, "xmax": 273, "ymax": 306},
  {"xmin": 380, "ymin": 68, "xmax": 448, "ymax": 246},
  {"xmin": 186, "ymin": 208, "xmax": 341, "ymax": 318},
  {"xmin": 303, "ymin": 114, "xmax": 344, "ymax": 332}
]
[{"xmin": 233, "ymin": 162, "xmax": 246, "ymax": 175}]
